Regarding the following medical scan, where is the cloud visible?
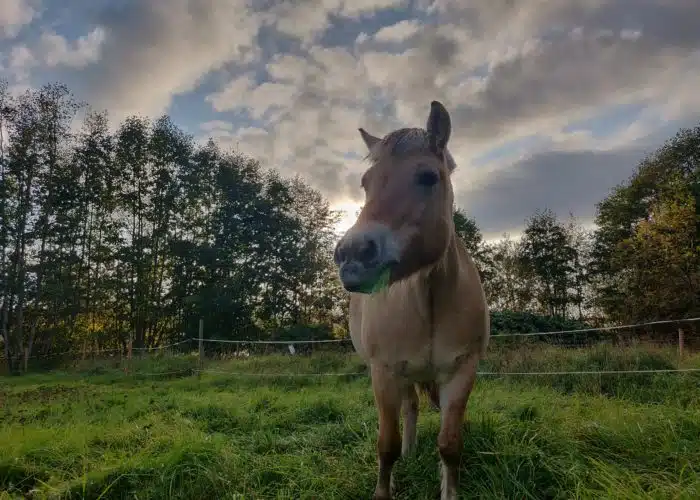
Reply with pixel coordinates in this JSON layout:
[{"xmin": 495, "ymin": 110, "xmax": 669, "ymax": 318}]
[
  {"xmin": 199, "ymin": 120, "xmax": 234, "ymax": 133},
  {"xmin": 456, "ymin": 104, "xmax": 700, "ymax": 240},
  {"xmin": 200, "ymin": 0, "xmax": 700, "ymax": 225},
  {"xmin": 372, "ymin": 20, "xmax": 421, "ymax": 43},
  {"xmin": 4, "ymin": 0, "xmax": 700, "ymax": 237},
  {"xmin": 261, "ymin": 0, "xmax": 408, "ymax": 46},
  {"xmin": 0, "ymin": 0, "xmax": 36, "ymax": 39},
  {"xmin": 7, "ymin": 44, "xmax": 36, "ymax": 82},
  {"xmin": 39, "ymin": 27, "xmax": 105, "ymax": 68},
  {"xmin": 446, "ymin": 32, "xmax": 697, "ymax": 143},
  {"xmin": 203, "ymin": 41, "xmax": 378, "ymax": 197},
  {"xmin": 67, "ymin": 0, "xmax": 263, "ymax": 120},
  {"xmin": 456, "ymin": 147, "xmax": 645, "ymax": 239},
  {"xmin": 206, "ymin": 74, "xmax": 297, "ymax": 121}
]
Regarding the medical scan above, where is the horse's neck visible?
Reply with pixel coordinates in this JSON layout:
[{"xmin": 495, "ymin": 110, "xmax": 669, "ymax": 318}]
[
  {"xmin": 431, "ymin": 229, "xmax": 460, "ymax": 276},
  {"xmin": 423, "ymin": 232, "xmax": 461, "ymax": 305},
  {"xmin": 376, "ymin": 233, "xmax": 461, "ymax": 312}
]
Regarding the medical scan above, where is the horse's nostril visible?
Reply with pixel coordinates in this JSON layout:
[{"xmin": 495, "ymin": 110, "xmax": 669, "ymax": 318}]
[{"xmin": 359, "ymin": 238, "xmax": 378, "ymax": 264}]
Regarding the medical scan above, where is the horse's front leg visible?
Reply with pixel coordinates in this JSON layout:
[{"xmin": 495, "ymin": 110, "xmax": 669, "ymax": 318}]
[
  {"xmin": 437, "ymin": 354, "xmax": 480, "ymax": 500},
  {"xmin": 370, "ymin": 364, "xmax": 403, "ymax": 500}
]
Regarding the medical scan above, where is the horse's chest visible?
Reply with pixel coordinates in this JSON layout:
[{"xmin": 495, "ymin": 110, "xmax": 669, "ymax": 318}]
[{"xmin": 353, "ymin": 296, "xmax": 461, "ymax": 382}]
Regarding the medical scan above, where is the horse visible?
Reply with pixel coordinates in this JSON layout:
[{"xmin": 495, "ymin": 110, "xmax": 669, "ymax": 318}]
[{"xmin": 333, "ymin": 101, "xmax": 490, "ymax": 500}]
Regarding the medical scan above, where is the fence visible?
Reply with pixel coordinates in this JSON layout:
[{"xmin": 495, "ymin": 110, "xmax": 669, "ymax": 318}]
[{"xmin": 3, "ymin": 317, "xmax": 699, "ymax": 380}]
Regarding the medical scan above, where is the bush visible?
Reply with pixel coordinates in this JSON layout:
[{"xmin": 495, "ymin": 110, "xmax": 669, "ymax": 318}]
[{"xmin": 490, "ymin": 311, "xmax": 603, "ymax": 346}]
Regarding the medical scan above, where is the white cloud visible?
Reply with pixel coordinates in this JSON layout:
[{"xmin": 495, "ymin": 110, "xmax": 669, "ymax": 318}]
[
  {"xmin": 207, "ymin": 76, "xmax": 298, "ymax": 121},
  {"xmin": 0, "ymin": 0, "xmax": 36, "ymax": 39},
  {"xmin": 373, "ymin": 20, "xmax": 421, "ymax": 43},
  {"xmin": 199, "ymin": 1, "xmax": 700, "ymax": 217},
  {"xmin": 206, "ymin": 73, "xmax": 255, "ymax": 112},
  {"xmin": 72, "ymin": 0, "xmax": 263, "ymax": 120},
  {"xmin": 339, "ymin": 0, "xmax": 408, "ymax": 17},
  {"xmin": 8, "ymin": 44, "xmax": 36, "ymax": 82},
  {"xmin": 261, "ymin": 0, "xmax": 408, "ymax": 46},
  {"xmin": 39, "ymin": 27, "xmax": 105, "ymax": 68},
  {"xmin": 265, "ymin": 1, "xmax": 331, "ymax": 46},
  {"xmin": 199, "ymin": 120, "xmax": 234, "ymax": 132},
  {"xmin": 266, "ymin": 54, "xmax": 309, "ymax": 83}
]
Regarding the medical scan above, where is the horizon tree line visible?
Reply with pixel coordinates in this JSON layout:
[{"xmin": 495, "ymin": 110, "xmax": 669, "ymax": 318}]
[{"xmin": 1, "ymin": 80, "xmax": 698, "ymax": 371}]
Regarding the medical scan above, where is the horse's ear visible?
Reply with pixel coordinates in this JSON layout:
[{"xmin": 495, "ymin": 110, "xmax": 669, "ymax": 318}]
[
  {"xmin": 359, "ymin": 128, "xmax": 380, "ymax": 151},
  {"xmin": 426, "ymin": 100, "xmax": 451, "ymax": 157}
]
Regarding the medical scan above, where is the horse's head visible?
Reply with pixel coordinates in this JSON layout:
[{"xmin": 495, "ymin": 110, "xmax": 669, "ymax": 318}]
[{"xmin": 334, "ymin": 100, "xmax": 457, "ymax": 293}]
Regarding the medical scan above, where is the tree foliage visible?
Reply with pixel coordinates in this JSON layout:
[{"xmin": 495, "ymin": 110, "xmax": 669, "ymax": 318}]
[
  {"xmin": 453, "ymin": 207, "xmax": 493, "ymax": 282},
  {"xmin": 592, "ymin": 125, "xmax": 700, "ymax": 323},
  {"xmin": 0, "ymin": 81, "xmax": 344, "ymax": 372}
]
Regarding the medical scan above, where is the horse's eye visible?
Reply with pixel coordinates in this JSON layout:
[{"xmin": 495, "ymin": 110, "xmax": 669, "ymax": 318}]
[{"xmin": 416, "ymin": 170, "xmax": 439, "ymax": 187}]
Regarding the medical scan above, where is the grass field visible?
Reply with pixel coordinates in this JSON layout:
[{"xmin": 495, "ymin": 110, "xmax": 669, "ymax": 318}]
[{"xmin": 2, "ymin": 345, "xmax": 700, "ymax": 499}]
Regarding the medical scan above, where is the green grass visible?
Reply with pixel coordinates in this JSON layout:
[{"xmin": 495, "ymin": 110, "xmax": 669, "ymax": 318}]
[{"xmin": 2, "ymin": 346, "xmax": 700, "ymax": 499}]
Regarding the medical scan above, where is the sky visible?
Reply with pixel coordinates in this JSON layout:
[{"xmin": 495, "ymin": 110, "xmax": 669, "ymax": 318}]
[{"xmin": 1, "ymin": 0, "xmax": 700, "ymax": 240}]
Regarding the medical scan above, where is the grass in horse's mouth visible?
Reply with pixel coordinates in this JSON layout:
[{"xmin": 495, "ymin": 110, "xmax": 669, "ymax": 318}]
[{"xmin": 355, "ymin": 266, "xmax": 392, "ymax": 294}]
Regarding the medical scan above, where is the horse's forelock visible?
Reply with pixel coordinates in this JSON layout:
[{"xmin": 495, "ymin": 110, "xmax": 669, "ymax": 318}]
[{"xmin": 367, "ymin": 127, "xmax": 456, "ymax": 171}]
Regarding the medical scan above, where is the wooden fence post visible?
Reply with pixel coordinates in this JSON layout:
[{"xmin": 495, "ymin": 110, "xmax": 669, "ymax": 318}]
[
  {"xmin": 127, "ymin": 338, "xmax": 133, "ymax": 375},
  {"xmin": 198, "ymin": 318, "xmax": 204, "ymax": 379},
  {"xmin": 23, "ymin": 347, "xmax": 29, "ymax": 373},
  {"xmin": 678, "ymin": 327, "xmax": 685, "ymax": 359}
]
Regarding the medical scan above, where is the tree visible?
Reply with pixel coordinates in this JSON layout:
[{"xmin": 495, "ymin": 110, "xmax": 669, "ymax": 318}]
[
  {"xmin": 563, "ymin": 214, "xmax": 594, "ymax": 321},
  {"xmin": 613, "ymin": 183, "xmax": 699, "ymax": 321},
  {"xmin": 453, "ymin": 207, "xmax": 493, "ymax": 283},
  {"xmin": 519, "ymin": 208, "xmax": 578, "ymax": 318},
  {"xmin": 0, "ymin": 78, "xmax": 347, "ymax": 368},
  {"xmin": 0, "ymin": 83, "xmax": 82, "ymax": 372},
  {"xmin": 483, "ymin": 234, "xmax": 535, "ymax": 312},
  {"xmin": 71, "ymin": 109, "xmax": 118, "ymax": 351},
  {"xmin": 592, "ymin": 123, "xmax": 700, "ymax": 323},
  {"xmin": 0, "ymin": 80, "xmax": 13, "ymax": 367}
]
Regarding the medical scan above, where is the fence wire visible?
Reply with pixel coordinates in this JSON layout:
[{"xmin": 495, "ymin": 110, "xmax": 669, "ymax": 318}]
[
  {"xmin": 193, "ymin": 367, "xmax": 700, "ymax": 377},
  {"xmin": 197, "ymin": 316, "xmax": 700, "ymax": 344},
  {"xmin": 3, "ymin": 317, "xmax": 699, "ymax": 378}
]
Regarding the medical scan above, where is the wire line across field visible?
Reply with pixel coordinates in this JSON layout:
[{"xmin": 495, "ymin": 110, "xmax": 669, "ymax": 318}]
[
  {"xmin": 198, "ymin": 316, "xmax": 700, "ymax": 344},
  {"xmin": 8, "ymin": 317, "xmax": 699, "ymax": 378},
  {"xmin": 127, "ymin": 367, "xmax": 700, "ymax": 379}
]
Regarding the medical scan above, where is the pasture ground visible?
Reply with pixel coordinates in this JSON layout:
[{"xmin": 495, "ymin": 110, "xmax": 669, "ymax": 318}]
[{"xmin": 2, "ymin": 345, "xmax": 700, "ymax": 499}]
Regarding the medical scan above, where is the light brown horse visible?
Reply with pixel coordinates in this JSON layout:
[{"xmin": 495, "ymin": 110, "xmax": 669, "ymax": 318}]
[{"xmin": 333, "ymin": 101, "xmax": 490, "ymax": 500}]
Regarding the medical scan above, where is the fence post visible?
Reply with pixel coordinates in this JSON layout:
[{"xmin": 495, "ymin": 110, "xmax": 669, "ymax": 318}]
[
  {"xmin": 23, "ymin": 347, "xmax": 29, "ymax": 373},
  {"xmin": 678, "ymin": 327, "xmax": 685, "ymax": 359},
  {"xmin": 198, "ymin": 318, "xmax": 204, "ymax": 379},
  {"xmin": 127, "ymin": 338, "xmax": 133, "ymax": 375}
]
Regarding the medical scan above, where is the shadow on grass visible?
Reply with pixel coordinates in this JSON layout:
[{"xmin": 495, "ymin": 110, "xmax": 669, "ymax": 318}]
[
  {"xmin": 37, "ymin": 447, "xmax": 230, "ymax": 500},
  {"xmin": 0, "ymin": 463, "xmax": 50, "ymax": 497}
]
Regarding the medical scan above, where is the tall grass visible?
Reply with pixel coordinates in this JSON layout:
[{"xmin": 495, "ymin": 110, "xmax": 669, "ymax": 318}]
[{"xmin": 2, "ymin": 343, "xmax": 699, "ymax": 499}]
